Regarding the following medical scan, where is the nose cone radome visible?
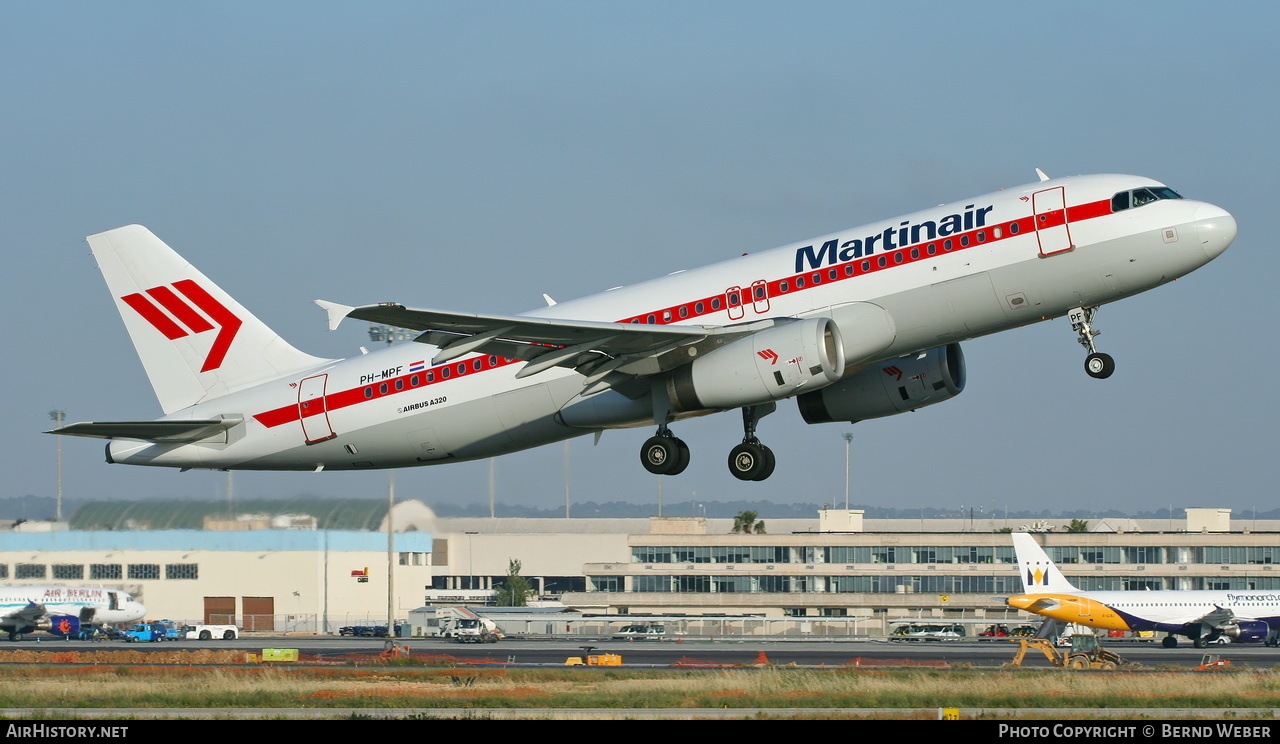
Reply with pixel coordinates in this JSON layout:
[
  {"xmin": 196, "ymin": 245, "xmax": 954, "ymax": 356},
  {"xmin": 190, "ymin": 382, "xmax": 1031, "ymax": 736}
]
[{"xmin": 1195, "ymin": 203, "xmax": 1237, "ymax": 260}]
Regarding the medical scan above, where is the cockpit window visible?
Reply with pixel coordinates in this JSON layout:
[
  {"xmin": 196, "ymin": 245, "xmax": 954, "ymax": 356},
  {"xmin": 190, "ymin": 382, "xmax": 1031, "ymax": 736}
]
[
  {"xmin": 1111, "ymin": 186, "xmax": 1183, "ymax": 213},
  {"xmin": 1131, "ymin": 188, "xmax": 1159, "ymax": 207}
]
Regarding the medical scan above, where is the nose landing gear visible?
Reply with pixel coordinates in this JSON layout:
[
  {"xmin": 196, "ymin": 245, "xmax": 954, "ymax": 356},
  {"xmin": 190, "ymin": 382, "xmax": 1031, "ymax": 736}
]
[{"xmin": 1069, "ymin": 306, "xmax": 1115, "ymax": 379}]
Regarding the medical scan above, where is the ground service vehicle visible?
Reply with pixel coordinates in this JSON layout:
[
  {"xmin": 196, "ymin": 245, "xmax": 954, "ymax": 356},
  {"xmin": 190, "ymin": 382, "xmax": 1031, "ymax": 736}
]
[
  {"xmin": 184, "ymin": 624, "xmax": 239, "ymax": 640},
  {"xmin": 890, "ymin": 624, "xmax": 965, "ymax": 642},
  {"xmin": 339, "ymin": 625, "xmax": 389, "ymax": 637},
  {"xmin": 453, "ymin": 617, "xmax": 502, "ymax": 643},
  {"xmin": 979, "ymin": 624, "xmax": 1011, "ymax": 638},
  {"xmin": 612, "ymin": 623, "xmax": 667, "ymax": 640},
  {"xmin": 1007, "ymin": 635, "xmax": 1127, "ymax": 670},
  {"xmin": 565, "ymin": 654, "xmax": 622, "ymax": 666},
  {"xmin": 124, "ymin": 623, "xmax": 165, "ymax": 642}
]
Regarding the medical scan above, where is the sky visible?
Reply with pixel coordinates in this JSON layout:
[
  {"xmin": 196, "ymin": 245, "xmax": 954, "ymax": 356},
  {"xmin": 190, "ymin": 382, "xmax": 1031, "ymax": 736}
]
[{"xmin": 2, "ymin": 2, "xmax": 1275, "ymax": 517}]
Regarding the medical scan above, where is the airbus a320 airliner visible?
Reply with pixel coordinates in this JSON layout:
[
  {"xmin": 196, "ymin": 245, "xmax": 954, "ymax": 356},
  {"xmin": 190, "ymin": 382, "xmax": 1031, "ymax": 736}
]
[
  {"xmin": 51, "ymin": 172, "xmax": 1235, "ymax": 481},
  {"xmin": 0, "ymin": 586, "xmax": 146, "ymax": 641},
  {"xmin": 1008, "ymin": 533, "xmax": 1280, "ymax": 648}
]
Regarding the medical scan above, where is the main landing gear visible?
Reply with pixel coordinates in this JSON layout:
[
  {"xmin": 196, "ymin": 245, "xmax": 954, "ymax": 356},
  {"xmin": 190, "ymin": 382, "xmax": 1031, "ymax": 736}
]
[
  {"xmin": 1068, "ymin": 306, "xmax": 1115, "ymax": 379},
  {"xmin": 728, "ymin": 404, "xmax": 776, "ymax": 482},
  {"xmin": 637, "ymin": 403, "xmax": 778, "ymax": 481},
  {"xmin": 640, "ymin": 427, "xmax": 690, "ymax": 476}
]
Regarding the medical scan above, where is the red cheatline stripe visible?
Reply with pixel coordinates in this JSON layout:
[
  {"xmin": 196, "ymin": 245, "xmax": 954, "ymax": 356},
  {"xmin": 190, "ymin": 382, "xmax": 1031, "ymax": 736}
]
[
  {"xmin": 173, "ymin": 279, "xmax": 242, "ymax": 373},
  {"xmin": 145, "ymin": 285, "xmax": 214, "ymax": 334},
  {"xmin": 120, "ymin": 293, "xmax": 188, "ymax": 340},
  {"xmin": 253, "ymin": 198, "xmax": 1117, "ymax": 428}
]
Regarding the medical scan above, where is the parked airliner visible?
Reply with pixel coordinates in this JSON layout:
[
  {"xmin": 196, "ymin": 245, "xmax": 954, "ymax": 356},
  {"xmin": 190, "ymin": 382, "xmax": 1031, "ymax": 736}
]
[
  {"xmin": 50, "ymin": 172, "xmax": 1235, "ymax": 480},
  {"xmin": 1007, "ymin": 533, "xmax": 1279, "ymax": 648},
  {"xmin": 0, "ymin": 586, "xmax": 146, "ymax": 641}
]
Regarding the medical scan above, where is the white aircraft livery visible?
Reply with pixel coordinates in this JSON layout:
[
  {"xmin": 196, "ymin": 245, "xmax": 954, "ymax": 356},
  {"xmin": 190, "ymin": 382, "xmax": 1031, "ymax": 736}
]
[
  {"xmin": 50, "ymin": 172, "xmax": 1235, "ymax": 480},
  {"xmin": 0, "ymin": 586, "xmax": 146, "ymax": 641},
  {"xmin": 1007, "ymin": 533, "xmax": 1280, "ymax": 648}
]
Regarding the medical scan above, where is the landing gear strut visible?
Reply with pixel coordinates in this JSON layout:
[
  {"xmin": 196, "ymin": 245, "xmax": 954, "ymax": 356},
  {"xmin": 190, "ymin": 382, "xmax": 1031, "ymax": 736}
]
[
  {"xmin": 728, "ymin": 404, "xmax": 776, "ymax": 481},
  {"xmin": 1068, "ymin": 306, "xmax": 1115, "ymax": 379}
]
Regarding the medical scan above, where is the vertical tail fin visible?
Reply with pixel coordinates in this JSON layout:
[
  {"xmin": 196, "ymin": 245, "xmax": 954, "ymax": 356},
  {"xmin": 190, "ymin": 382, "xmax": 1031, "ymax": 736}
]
[
  {"xmin": 86, "ymin": 225, "xmax": 333, "ymax": 414},
  {"xmin": 1012, "ymin": 533, "xmax": 1079, "ymax": 593}
]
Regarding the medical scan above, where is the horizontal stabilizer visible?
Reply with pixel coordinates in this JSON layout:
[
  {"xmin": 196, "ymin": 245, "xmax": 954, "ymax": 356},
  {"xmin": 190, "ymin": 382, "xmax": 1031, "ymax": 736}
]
[
  {"xmin": 47, "ymin": 418, "xmax": 241, "ymax": 442},
  {"xmin": 1027, "ymin": 597, "xmax": 1062, "ymax": 612},
  {"xmin": 314, "ymin": 300, "xmax": 355, "ymax": 331}
]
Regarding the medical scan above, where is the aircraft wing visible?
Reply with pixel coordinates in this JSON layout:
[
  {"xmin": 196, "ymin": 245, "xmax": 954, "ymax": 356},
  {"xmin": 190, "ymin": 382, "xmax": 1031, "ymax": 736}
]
[
  {"xmin": 1, "ymin": 602, "xmax": 46, "ymax": 628},
  {"xmin": 1191, "ymin": 605, "xmax": 1243, "ymax": 628},
  {"xmin": 46, "ymin": 418, "xmax": 242, "ymax": 442},
  {"xmin": 317, "ymin": 301, "xmax": 763, "ymax": 387}
]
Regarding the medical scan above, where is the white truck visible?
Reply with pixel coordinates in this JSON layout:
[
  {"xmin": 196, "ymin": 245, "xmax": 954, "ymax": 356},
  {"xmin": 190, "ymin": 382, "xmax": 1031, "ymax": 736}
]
[
  {"xmin": 184, "ymin": 623, "xmax": 239, "ymax": 640},
  {"xmin": 453, "ymin": 617, "xmax": 502, "ymax": 643}
]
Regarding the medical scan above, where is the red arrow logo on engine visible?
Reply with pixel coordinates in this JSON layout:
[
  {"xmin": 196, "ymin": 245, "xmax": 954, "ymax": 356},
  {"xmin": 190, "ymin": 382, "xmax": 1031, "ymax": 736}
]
[
  {"xmin": 757, "ymin": 349, "xmax": 780, "ymax": 365},
  {"xmin": 884, "ymin": 365, "xmax": 903, "ymax": 381}
]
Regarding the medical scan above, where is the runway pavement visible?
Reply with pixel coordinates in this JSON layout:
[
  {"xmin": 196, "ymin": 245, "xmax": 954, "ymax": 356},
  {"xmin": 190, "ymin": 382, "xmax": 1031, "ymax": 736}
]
[{"xmin": 8, "ymin": 635, "xmax": 1278, "ymax": 669}]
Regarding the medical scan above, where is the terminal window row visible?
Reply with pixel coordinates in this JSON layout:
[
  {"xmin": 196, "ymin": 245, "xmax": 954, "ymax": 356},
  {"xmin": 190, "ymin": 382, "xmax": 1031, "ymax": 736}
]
[
  {"xmin": 594, "ymin": 575, "xmax": 1026, "ymax": 594},
  {"xmin": 632, "ymin": 546, "xmax": 1018, "ymax": 565},
  {"xmin": 1049, "ymin": 546, "xmax": 1280, "ymax": 565},
  {"xmin": 591, "ymin": 575, "xmax": 1280, "ymax": 593},
  {"xmin": 1, "ymin": 563, "xmax": 198, "ymax": 580},
  {"xmin": 632, "ymin": 545, "xmax": 1280, "ymax": 566}
]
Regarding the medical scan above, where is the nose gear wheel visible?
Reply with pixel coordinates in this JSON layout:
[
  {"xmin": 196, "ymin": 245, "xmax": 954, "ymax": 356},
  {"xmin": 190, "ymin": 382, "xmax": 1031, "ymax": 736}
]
[{"xmin": 1069, "ymin": 306, "xmax": 1116, "ymax": 379}]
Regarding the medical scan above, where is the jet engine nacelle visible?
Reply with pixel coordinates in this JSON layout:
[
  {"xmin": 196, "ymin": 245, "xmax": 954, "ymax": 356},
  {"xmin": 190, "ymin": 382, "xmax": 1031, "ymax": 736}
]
[
  {"xmin": 668, "ymin": 317, "xmax": 845, "ymax": 411},
  {"xmin": 796, "ymin": 343, "xmax": 965, "ymax": 424},
  {"xmin": 49, "ymin": 615, "xmax": 82, "ymax": 638},
  {"xmin": 1226, "ymin": 620, "xmax": 1271, "ymax": 643}
]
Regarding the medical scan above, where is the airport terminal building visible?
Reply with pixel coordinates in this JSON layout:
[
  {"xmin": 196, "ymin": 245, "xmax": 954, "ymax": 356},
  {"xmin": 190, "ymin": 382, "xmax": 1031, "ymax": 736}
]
[{"xmin": 2, "ymin": 501, "xmax": 1276, "ymax": 635}]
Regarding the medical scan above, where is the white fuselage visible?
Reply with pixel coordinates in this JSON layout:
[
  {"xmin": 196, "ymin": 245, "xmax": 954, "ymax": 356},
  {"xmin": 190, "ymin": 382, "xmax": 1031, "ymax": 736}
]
[
  {"xmin": 105, "ymin": 174, "xmax": 1235, "ymax": 471},
  {"xmin": 0, "ymin": 585, "xmax": 146, "ymax": 629}
]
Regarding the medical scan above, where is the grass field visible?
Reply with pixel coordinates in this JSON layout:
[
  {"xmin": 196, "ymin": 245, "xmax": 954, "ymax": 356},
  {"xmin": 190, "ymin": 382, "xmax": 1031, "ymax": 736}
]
[{"xmin": 1, "ymin": 664, "xmax": 1278, "ymax": 713}]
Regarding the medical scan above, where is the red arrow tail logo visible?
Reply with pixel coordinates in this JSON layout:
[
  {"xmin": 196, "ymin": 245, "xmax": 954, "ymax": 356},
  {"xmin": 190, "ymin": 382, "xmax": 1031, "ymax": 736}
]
[{"xmin": 121, "ymin": 280, "xmax": 242, "ymax": 372}]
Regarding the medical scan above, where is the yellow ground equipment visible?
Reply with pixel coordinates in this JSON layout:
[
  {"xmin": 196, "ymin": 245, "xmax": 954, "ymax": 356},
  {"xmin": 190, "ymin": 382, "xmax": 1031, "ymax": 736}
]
[
  {"xmin": 565, "ymin": 653, "xmax": 623, "ymax": 666},
  {"xmin": 1006, "ymin": 635, "xmax": 1126, "ymax": 670}
]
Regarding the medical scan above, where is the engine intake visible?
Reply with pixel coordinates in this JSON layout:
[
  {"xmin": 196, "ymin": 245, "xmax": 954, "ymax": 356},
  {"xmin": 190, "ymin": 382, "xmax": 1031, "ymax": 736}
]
[
  {"xmin": 797, "ymin": 343, "xmax": 965, "ymax": 424},
  {"xmin": 669, "ymin": 317, "xmax": 844, "ymax": 411}
]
